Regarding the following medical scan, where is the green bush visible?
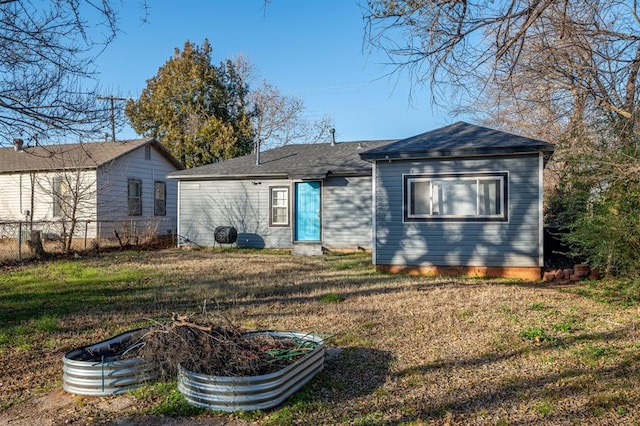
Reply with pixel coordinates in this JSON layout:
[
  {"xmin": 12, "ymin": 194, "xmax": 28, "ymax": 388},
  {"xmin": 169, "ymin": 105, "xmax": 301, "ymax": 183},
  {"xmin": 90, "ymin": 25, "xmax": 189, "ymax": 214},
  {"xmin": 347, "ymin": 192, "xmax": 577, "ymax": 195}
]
[{"xmin": 548, "ymin": 125, "xmax": 640, "ymax": 279}]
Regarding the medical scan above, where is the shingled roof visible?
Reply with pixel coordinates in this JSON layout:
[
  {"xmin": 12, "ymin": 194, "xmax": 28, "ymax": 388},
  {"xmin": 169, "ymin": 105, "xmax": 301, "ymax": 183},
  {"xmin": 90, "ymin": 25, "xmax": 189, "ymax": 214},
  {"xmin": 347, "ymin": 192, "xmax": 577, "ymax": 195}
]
[
  {"xmin": 359, "ymin": 121, "xmax": 555, "ymax": 161},
  {"xmin": 169, "ymin": 140, "xmax": 397, "ymax": 180},
  {"xmin": 0, "ymin": 138, "xmax": 184, "ymax": 173}
]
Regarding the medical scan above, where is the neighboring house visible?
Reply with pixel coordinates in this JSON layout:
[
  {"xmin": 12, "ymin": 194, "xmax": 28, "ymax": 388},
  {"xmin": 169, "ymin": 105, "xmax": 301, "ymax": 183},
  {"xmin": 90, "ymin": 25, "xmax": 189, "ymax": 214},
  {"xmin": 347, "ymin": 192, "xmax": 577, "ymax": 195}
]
[
  {"xmin": 0, "ymin": 138, "xmax": 184, "ymax": 241},
  {"xmin": 359, "ymin": 122, "xmax": 555, "ymax": 280},
  {"xmin": 168, "ymin": 139, "xmax": 395, "ymax": 254}
]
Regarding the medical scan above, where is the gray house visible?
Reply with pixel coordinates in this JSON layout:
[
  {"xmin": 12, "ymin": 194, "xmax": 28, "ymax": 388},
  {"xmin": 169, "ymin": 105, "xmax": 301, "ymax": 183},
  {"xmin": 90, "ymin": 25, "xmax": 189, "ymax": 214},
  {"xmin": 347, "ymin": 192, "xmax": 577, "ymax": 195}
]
[
  {"xmin": 359, "ymin": 122, "xmax": 555, "ymax": 280},
  {"xmin": 168, "ymin": 139, "xmax": 395, "ymax": 254}
]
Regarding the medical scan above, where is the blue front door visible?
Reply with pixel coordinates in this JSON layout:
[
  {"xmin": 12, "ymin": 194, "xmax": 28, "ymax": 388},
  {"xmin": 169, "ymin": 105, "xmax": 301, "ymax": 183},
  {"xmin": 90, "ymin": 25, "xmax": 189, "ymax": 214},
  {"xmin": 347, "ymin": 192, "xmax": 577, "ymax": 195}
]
[{"xmin": 295, "ymin": 181, "xmax": 321, "ymax": 241}]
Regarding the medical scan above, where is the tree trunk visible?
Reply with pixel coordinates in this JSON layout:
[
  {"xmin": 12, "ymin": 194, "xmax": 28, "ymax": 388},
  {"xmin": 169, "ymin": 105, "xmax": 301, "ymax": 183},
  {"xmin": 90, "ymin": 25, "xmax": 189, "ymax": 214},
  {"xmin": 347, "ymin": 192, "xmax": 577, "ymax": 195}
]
[{"xmin": 28, "ymin": 230, "xmax": 46, "ymax": 259}]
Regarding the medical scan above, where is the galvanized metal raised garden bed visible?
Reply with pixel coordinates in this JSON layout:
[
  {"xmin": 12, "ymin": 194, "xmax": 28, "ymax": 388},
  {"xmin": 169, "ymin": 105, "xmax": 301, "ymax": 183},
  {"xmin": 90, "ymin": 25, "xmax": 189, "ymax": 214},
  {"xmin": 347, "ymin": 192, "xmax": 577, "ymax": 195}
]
[
  {"xmin": 62, "ymin": 328, "xmax": 157, "ymax": 396},
  {"xmin": 177, "ymin": 331, "xmax": 325, "ymax": 412}
]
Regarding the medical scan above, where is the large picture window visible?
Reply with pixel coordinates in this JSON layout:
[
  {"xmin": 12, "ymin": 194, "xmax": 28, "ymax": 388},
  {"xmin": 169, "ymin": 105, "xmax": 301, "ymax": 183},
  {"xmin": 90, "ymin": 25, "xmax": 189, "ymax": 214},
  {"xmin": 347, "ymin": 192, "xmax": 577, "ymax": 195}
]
[
  {"xmin": 405, "ymin": 172, "xmax": 508, "ymax": 222},
  {"xmin": 128, "ymin": 179, "xmax": 142, "ymax": 216},
  {"xmin": 270, "ymin": 186, "xmax": 289, "ymax": 226}
]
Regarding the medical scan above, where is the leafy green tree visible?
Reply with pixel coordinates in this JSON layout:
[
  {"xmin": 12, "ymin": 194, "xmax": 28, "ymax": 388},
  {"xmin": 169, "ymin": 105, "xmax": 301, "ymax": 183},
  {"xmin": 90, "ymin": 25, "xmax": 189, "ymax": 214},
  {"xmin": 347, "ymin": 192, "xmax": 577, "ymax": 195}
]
[{"xmin": 125, "ymin": 40, "xmax": 254, "ymax": 168}]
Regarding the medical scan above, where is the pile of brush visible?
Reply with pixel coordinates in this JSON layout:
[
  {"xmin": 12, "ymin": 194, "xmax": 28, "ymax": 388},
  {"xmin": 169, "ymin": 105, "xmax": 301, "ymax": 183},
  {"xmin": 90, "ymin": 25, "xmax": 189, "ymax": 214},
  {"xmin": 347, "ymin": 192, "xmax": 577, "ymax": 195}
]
[{"xmin": 129, "ymin": 313, "xmax": 319, "ymax": 379}]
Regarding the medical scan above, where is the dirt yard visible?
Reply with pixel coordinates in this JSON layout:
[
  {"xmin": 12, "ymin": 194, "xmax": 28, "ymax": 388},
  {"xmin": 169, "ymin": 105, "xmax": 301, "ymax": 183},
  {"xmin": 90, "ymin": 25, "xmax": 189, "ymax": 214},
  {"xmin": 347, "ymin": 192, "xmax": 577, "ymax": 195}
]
[{"xmin": 1, "ymin": 249, "xmax": 639, "ymax": 425}]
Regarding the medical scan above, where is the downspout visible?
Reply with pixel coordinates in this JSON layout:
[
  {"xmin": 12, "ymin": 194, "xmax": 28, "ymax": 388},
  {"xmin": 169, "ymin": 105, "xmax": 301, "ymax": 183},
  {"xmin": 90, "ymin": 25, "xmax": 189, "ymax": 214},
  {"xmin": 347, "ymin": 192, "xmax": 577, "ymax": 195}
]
[
  {"xmin": 19, "ymin": 174, "xmax": 22, "ymax": 215},
  {"xmin": 29, "ymin": 172, "xmax": 35, "ymax": 231},
  {"xmin": 371, "ymin": 160, "xmax": 377, "ymax": 266},
  {"xmin": 538, "ymin": 152, "xmax": 544, "ymax": 268},
  {"xmin": 176, "ymin": 180, "xmax": 181, "ymax": 247}
]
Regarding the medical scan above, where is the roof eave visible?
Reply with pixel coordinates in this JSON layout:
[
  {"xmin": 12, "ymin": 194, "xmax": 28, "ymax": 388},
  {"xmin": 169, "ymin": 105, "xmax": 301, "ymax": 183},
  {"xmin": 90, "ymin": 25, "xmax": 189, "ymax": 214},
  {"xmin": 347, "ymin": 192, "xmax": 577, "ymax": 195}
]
[
  {"xmin": 168, "ymin": 172, "xmax": 288, "ymax": 180},
  {"xmin": 361, "ymin": 146, "xmax": 555, "ymax": 161}
]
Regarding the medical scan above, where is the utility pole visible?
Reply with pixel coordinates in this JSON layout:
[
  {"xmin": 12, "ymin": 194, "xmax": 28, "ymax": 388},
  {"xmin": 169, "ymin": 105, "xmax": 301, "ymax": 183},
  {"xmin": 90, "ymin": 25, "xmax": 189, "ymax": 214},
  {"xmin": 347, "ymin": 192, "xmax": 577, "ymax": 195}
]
[{"xmin": 97, "ymin": 96, "xmax": 127, "ymax": 141}]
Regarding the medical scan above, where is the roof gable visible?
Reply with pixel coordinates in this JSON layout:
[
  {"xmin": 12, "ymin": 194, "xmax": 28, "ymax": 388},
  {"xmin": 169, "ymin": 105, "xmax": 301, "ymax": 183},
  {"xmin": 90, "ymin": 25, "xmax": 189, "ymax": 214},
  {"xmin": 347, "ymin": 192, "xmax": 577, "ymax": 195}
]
[
  {"xmin": 359, "ymin": 122, "xmax": 555, "ymax": 160},
  {"xmin": 169, "ymin": 139, "xmax": 397, "ymax": 180},
  {"xmin": 0, "ymin": 138, "xmax": 184, "ymax": 174}
]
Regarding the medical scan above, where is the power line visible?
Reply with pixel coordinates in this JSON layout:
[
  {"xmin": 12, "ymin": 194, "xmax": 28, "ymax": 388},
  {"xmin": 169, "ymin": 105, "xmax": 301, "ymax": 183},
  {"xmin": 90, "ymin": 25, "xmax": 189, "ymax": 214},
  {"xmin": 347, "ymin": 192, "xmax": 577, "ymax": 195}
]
[{"xmin": 97, "ymin": 96, "xmax": 127, "ymax": 141}]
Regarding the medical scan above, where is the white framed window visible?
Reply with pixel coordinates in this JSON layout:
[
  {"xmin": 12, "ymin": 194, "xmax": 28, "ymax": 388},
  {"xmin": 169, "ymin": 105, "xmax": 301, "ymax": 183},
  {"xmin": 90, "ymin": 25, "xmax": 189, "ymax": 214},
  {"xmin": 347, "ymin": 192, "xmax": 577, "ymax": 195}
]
[
  {"xmin": 270, "ymin": 186, "xmax": 289, "ymax": 227},
  {"xmin": 128, "ymin": 179, "xmax": 142, "ymax": 216},
  {"xmin": 404, "ymin": 172, "xmax": 508, "ymax": 222}
]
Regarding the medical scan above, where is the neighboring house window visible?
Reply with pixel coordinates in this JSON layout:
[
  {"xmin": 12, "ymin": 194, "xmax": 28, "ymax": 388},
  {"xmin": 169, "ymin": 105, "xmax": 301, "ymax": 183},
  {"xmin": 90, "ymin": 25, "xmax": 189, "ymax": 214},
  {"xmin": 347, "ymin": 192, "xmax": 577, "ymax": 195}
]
[
  {"xmin": 270, "ymin": 186, "xmax": 289, "ymax": 226},
  {"xmin": 145, "ymin": 145, "xmax": 151, "ymax": 160},
  {"xmin": 404, "ymin": 173, "xmax": 508, "ymax": 222},
  {"xmin": 154, "ymin": 181, "xmax": 166, "ymax": 216},
  {"xmin": 52, "ymin": 176, "xmax": 71, "ymax": 217},
  {"xmin": 128, "ymin": 179, "xmax": 142, "ymax": 216}
]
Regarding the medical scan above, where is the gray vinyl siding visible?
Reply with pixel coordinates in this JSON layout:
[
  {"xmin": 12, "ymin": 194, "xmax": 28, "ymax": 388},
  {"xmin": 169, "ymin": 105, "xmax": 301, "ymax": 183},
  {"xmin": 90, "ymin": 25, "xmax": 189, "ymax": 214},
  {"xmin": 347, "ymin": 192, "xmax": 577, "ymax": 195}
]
[
  {"xmin": 178, "ymin": 179, "xmax": 293, "ymax": 248},
  {"xmin": 321, "ymin": 175, "xmax": 372, "ymax": 249},
  {"xmin": 374, "ymin": 154, "xmax": 542, "ymax": 267}
]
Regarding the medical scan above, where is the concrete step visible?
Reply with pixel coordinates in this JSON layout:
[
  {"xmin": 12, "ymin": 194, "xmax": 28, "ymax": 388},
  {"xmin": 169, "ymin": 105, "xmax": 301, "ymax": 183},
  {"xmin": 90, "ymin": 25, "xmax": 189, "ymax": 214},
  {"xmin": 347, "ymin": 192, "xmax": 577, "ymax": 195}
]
[{"xmin": 292, "ymin": 243, "xmax": 323, "ymax": 256}]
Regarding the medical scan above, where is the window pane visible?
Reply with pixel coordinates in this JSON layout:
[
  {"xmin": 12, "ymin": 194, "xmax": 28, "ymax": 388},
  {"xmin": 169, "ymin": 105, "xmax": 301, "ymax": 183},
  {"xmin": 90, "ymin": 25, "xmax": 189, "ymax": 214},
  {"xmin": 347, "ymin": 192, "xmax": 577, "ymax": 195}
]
[
  {"xmin": 435, "ymin": 180, "xmax": 477, "ymax": 216},
  {"xmin": 128, "ymin": 180, "xmax": 142, "ymax": 216},
  {"xmin": 154, "ymin": 182, "xmax": 166, "ymax": 216},
  {"xmin": 129, "ymin": 180, "xmax": 140, "ymax": 197},
  {"xmin": 273, "ymin": 207, "xmax": 287, "ymax": 224},
  {"xmin": 479, "ymin": 179, "xmax": 501, "ymax": 215},
  {"xmin": 155, "ymin": 182, "xmax": 165, "ymax": 200},
  {"xmin": 272, "ymin": 189, "xmax": 287, "ymax": 207},
  {"xmin": 410, "ymin": 180, "xmax": 430, "ymax": 216},
  {"xmin": 129, "ymin": 199, "xmax": 141, "ymax": 216},
  {"xmin": 53, "ymin": 177, "xmax": 62, "ymax": 217}
]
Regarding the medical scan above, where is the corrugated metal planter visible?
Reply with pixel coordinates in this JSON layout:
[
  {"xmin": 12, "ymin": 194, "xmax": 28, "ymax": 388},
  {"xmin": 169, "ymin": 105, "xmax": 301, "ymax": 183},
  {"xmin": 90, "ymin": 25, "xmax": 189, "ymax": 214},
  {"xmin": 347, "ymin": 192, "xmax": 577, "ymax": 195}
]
[
  {"xmin": 178, "ymin": 331, "xmax": 325, "ymax": 412},
  {"xmin": 63, "ymin": 328, "xmax": 158, "ymax": 396}
]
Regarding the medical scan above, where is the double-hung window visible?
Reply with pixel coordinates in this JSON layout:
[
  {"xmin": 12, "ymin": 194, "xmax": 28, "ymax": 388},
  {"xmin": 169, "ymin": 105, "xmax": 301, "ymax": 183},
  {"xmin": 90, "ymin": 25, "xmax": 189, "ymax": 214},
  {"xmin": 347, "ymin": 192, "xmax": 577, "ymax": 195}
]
[
  {"xmin": 270, "ymin": 186, "xmax": 289, "ymax": 226},
  {"xmin": 128, "ymin": 179, "xmax": 142, "ymax": 216},
  {"xmin": 405, "ymin": 172, "xmax": 508, "ymax": 222}
]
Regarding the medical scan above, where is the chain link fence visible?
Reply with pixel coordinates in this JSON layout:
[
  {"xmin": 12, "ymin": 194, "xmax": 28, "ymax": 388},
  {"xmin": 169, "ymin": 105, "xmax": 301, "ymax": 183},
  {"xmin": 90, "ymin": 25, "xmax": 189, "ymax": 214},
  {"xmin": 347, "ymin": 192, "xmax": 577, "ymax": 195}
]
[{"xmin": 0, "ymin": 217, "xmax": 176, "ymax": 263}]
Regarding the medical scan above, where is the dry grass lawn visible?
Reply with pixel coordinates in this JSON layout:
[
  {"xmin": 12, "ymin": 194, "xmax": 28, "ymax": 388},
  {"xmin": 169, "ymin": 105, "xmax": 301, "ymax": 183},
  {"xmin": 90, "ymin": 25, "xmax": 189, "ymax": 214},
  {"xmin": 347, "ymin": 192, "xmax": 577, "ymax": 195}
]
[{"xmin": 1, "ymin": 248, "xmax": 640, "ymax": 425}]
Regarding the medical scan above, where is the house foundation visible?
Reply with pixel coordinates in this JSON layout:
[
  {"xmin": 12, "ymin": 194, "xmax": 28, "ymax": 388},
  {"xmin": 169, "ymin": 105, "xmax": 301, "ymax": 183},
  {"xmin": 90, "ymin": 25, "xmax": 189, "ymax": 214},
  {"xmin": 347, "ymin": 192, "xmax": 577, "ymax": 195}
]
[{"xmin": 376, "ymin": 264, "xmax": 542, "ymax": 281}]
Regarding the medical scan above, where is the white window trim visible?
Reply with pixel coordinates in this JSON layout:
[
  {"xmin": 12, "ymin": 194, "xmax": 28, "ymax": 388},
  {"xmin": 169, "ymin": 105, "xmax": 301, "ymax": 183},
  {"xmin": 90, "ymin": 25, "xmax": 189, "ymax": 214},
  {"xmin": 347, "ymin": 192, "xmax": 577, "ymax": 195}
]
[
  {"xmin": 269, "ymin": 186, "xmax": 290, "ymax": 227},
  {"xmin": 403, "ymin": 172, "xmax": 509, "ymax": 222}
]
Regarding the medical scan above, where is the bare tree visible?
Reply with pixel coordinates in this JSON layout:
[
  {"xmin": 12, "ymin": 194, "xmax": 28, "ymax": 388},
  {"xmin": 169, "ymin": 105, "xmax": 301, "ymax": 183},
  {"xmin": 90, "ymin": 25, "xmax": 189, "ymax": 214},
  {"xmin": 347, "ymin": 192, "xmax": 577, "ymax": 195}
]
[
  {"xmin": 0, "ymin": 0, "xmax": 142, "ymax": 144},
  {"xmin": 48, "ymin": 169, "xmax": 97, "ymax": 253},
  {"xmin": 29, "ymin": 145, "xmax": 99, "ymax": 253},
  {"xmin": 363, "ymin": 1, "xmax": 640, "ymax": 139},
  {"xmin": 251, "ymin": 80, "xmax": 333, "ymax": 151}
]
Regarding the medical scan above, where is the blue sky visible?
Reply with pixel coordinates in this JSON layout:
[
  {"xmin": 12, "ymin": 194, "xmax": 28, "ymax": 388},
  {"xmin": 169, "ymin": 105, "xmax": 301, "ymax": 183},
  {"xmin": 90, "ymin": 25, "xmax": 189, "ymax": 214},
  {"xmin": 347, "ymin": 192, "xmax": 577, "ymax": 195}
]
[{"xmin": 95, "ymin": 1, "xmax": 454, "ymax": 142}]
